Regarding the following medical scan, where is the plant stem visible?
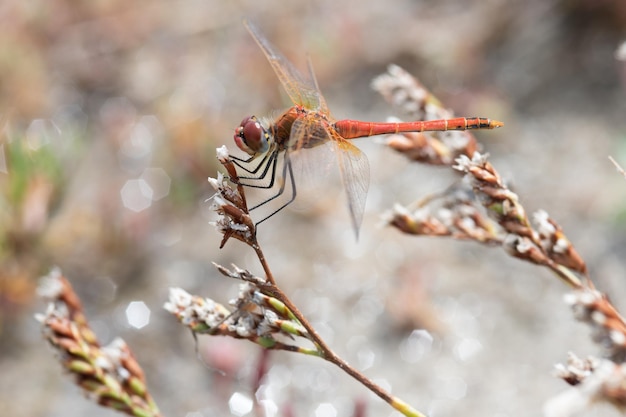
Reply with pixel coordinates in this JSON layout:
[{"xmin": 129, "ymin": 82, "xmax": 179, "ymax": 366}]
[{"xmin": 252, "ymin": 243, "xmax": 428, "ymax": 417}]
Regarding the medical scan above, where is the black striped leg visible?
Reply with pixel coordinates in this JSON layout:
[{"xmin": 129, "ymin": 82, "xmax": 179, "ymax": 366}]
[{"xmin": 254, "ymin": 152, "xmax": 297, "ymax": 228}]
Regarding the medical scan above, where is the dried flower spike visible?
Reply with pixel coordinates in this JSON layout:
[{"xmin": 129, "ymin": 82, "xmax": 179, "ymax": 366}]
[
  {"xmin": 384, "ymin": 184, "xmax": 502, "ymax": 244},
  {"xmin": 167, "ymin": 262, "xmax": 314, "ymax": 343},
  {"xmin": 373, "ymin": 64, "xmax": 479, "ymax": 164},
  {"xmin": 564, "ymin": 288, "xmax": 626, "ymax": 362},
  {"xmin": 554, "ymin": 352, "xmax": 597, "ymax": 386},
  {"xmin": 547, "ymin": 356, "xmax": 626, "ymax": 417},
  {"xmin": 208, "ymin": 170, "xmax": 255, "ymax": 248},
  {"xmin": 533, "ymin": 210, "xmax": 587, "ymax": 275},
  {"xmin": 36, "ymin": 268, "xmax": 161, "ymax": 417},
  {"xmin": 454, "ymin": 152, "xmax": 532, "ymax": 238},
  {"xmin": 164, "ymin": 284, "xmax": 316, "ymax": 355}
]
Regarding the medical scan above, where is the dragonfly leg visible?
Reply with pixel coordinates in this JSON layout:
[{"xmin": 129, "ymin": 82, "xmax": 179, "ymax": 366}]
[
  {"xmin": 231, "ymin": 149, "xmax": 273, "ymax": 176},
  {"xmin": 254, "ymin": 154, "xmax": 297, "ymax": 228},
  {"xmin": 232, "ymin": 150, "xmax": 279, "ymax": 188},
  {"xmin": 227, "ymin": 149, "xmax": 297, "ymax": 229},
  {"xmin": 249, "ymin": 151, "xmax": 291, "ymax": 210}
]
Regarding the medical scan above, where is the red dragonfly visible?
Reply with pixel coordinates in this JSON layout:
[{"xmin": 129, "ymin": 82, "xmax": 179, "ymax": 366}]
[{"xmin": 232, "ymin": 21, "xmax": 502, "ymax": 237}]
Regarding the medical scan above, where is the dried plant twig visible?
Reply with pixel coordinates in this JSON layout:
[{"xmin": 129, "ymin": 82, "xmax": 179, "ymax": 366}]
[
  {"xmin": 170, "ymin": 145, "xmax": 428, "ymax": 417},
  {"xmin": 36, "ymin": 268, "xmax": 162, "ymax": 417},
  {"xmin": 374, "ymin": 65, "xmax": 586, "ymax": 288},
  {"xmin": 453, "ymin": 152, "xmax": 586, "ymax": 287},
  {"xmin": 374, "ymin": 64, "xmax": 626, "ymax": 416},
  {"xmin": 372, "ymin": 64, "xmax": 479, "ymax": 164},
  {"xmin": 546, "ymin": 353, "xmax": 626, "ymax": 416}
]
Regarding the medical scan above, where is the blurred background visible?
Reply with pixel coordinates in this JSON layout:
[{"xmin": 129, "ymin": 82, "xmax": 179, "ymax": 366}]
[{"xmin": 1, "ymin": 0, "xmax": 626, "ymax": 416}]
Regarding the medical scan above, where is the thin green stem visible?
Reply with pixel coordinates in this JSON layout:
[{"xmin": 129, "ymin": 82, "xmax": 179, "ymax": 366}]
[{"xmin": 251, "ymin": 241, "xmax": 428, "ymax": 417}]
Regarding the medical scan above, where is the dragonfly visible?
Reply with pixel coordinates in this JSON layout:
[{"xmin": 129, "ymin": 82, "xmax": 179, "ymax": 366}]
[{"xmin": 231, "ymin": 21, "xmax": 502, "ymax": 238}]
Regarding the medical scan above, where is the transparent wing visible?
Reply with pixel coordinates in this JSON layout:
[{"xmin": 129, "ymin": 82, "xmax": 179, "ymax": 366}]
[
  {"xmin": 331, "ymin": 132, "xmax": 370, "ymax": 239},
  {"xmin": 287, "ymin": 116, "xmax": 311, "ymax": 152},
  {"xmin": 287, "ymin": 117, "xmax": 335, "ymax": 196},
  {"xmin": 289, "ymin": 116, "xmax": 369, "ymax": 238},
  {"xmin": 287, "ymin": 113, "xmax": 332, "ymax": 151},
  {"xmin": 244, "ymin": 20, "xmax": 323, "ymax": 111}
]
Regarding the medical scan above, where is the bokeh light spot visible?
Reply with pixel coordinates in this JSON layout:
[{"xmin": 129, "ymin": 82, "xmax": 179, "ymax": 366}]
[
  {"xmin": 351, "ymin": 295, "xmax": 384, "ymax": 326},
  {"xmin": 125, "ymin": 301, "xmax": 150, "ymax": 329},
  {"xmin": 26, "ymin": 119, "xmax": 61, "ymax": 150},
  {"xmin": 140, "ymin": 167, "xmax": 171, "ymax": 201},
  {"xmin": 399, "ymin": 329, "xmax": 433, "ymax": 363},
  {"xmin": 314, "ymin": 403, "xmax": 337, "ymax": 417},
  {"xmin": 228, "ymin": 392, "xmax": 253, "ymax": 416},
  {"xmin": 454, "ymin": 337, "xmax": 483, "ymax": 361},
  {"xmin": 258, "ymin": 399, "xmax": 277, "ymax": 417},
  {"xmin": 357, "ymin": 347, "xmax": 376, "ymax": 370},
  {"xmin": 438, "ymin": 376, "xmax": 467, "ymax": 400},
  {"xmin": 121, "ymin": 122, "xmax": 153, "ymax": 159},
  {"xmin": 120, "ymin": 179, "xmax": 153, "ymax": 212}
]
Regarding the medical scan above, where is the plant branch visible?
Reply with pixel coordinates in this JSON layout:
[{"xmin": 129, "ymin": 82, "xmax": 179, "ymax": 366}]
[{"xmin": 191, "ymin": 149, "xmax": 429, "ymax": 417}]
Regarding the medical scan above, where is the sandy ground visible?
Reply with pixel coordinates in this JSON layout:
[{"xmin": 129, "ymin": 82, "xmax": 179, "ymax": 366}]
[{"xmin": 2, "ymin": 1, "xmax": 626, "ymax": 417}]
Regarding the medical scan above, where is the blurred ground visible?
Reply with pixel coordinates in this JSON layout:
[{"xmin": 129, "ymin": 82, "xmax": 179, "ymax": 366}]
[{"xmin": 1, "ymin": 1, "xmax": 626, "ymax": 416}]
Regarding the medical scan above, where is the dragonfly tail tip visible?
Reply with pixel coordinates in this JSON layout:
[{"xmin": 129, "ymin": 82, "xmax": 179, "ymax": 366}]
[{"xmin": 489, "ymin": 120, "xmax": 504, "ymax": 129}]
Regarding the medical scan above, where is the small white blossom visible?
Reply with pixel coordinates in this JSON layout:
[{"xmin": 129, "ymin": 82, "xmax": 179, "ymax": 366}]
[
  {"xmin": 101, "ymin": 338, "xmax": 127, "ymax": 366},
  {"xmin": 232, "ymin": 315, "xmax": 256, "ymax": 337},
  {"xmin": 458, "ymin": 216, "xmax": 477, "ymax": 231},
  {"xmin": 393, "ymin": 203, "xmax": 412, "ymax": 218},
  {"xmin": 590, "ymin": 310, "xmax": 607, "ymax": 325},
  {"xmin": 516, "ymin": 239, "xmax": 533, "ymax": 253},
  {"xmin": 412, "ymin": 207, "xmax": 432, "ymax": 222},
  {"xmin": 563, "ymin": 292, "xmax": 578, "ymax": 306},
  {"xmin": 544, "ymin": 359, "xmax": 615, "ymax": 417},
  {"xmin": 229, "ymin": 222, "xmax": 251, "ymax": 233},
  {"xmin": 453, "ymin": 152, "xmax": 488, "ymax": 172},
  {"xmin": 453, "ymin": 154, "xmax": 472, "ymax": 172},
  {"xmin": 37, "ymin": 267, "xmax": 64, "ymax": 300},
  {"xmin": 207, "ymin": 172, "xmax": 226, "ymax": 192},
  {"xmin": 533, "ymin": 210, "xmax": 557, "ymax": 238},
  {"xmin": 94, "ymin": 355, "xmax": 115, "ymax": 372},
  {"xmin": 216, "ymin": 145, "xmax": 230, "ymax": 161},
  {"xmin": 164, "ymin": 287, "xmax": 193, "ymax": 312},
  {"xmin": 579, "ymin": 290, "xmax": 599, "ymax": 306},
  {"xmin": 554, "ymin": 238, "xmax": 569, "ymax": 254},
  {"xmin": 610, "ymin": 330, "xmax": 626, "ymax": 346},
  {"xmin": 210, "ymin": 195, "xmax": 229, "ymax": 211}
]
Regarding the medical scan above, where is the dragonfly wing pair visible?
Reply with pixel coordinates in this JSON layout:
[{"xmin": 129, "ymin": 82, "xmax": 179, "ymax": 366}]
[{"xmin": 244, "ymin": 20, "xmax": 371, "ymax": 237}]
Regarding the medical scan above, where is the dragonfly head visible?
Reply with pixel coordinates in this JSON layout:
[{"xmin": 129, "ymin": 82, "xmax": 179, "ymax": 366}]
[{"xmin": 234, "ymin": 116, "xmax": 270, "ymax": 156}]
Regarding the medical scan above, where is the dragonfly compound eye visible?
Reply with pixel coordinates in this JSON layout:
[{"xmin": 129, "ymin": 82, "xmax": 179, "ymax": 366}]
[{"xmin": 234, "ymin": 116, "xmax": 269, "ymax": 155}]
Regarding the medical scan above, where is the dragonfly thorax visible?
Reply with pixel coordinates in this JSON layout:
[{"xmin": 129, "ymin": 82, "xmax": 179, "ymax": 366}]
[{"xmin": 234, "ymin": 115, "xmax": 270, "ymax": 156}]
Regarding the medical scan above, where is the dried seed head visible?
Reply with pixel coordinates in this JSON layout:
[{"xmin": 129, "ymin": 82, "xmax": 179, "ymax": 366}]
[
  {"xmin": 165, "ymin": 278, "xmax": 309, "ymax": 345},
  {"xmin": 548, "ymin": 357, "xmax": 626, "ymax": 415},
  {"xmin": 208, "ymin": 148, "xmax": 258, "ymax": 247},
  {"xmin": 564, "ymin": 288, "xmax": 626, "ymax": 361},
  {"xmin": 374, "ymin": 65, "xmax": 479, "ymax": 164},
  {"xmin": 386, "ymin": 182, "xmax": 502, "ymax": 244},
  {"xmin": 216, "ymin": 145, "xmax": 230, "ymax": 161},
  {"xmin": 503, "ymin": 234, "xmax": 552, "ymax": 266},
  {"xmin": 37, "ymin": 269, "xmax": 160, "ymax": 417},
  {"xmin": 532, "ymin": 210, "xmax": 587, "ymax": 274},
  {"xmin": 208, "ymin": 178, "xmax": 255, "ymax": 247},
  {"xmin": 37, "ymin": 267, "xmax": 64, "ymax": 299},
  {"xmin": 371, "ymin": 64, "xmax": 434, "ymax": 120},
  {"xmin": 554, "ymin": 352, "xmax": 597, "ymax": 386}
]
